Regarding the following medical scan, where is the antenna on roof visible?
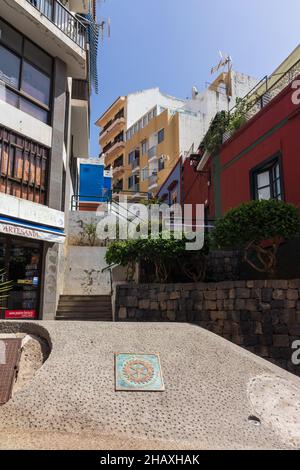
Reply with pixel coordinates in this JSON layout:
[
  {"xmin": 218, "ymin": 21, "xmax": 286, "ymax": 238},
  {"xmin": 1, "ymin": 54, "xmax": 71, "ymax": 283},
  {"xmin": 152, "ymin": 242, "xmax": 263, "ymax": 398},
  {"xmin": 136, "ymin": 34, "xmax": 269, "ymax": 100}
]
[
  {"xmin": 211, "ymin": 51, "xmax": 233, "ymax": 111},
  {"xmin": 99, "ymin": 18, "xmax": 111, "ymax": 42}
]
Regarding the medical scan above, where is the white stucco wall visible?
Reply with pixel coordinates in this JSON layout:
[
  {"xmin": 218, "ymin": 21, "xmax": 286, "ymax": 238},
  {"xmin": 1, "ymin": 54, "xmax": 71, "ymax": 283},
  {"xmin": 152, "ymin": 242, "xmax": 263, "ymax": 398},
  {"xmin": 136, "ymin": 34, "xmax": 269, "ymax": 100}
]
[
  {"xmin": 63, "ymin": 246, "xmax": 111, "ymax": 295},
  {"xmin": 0, "ymin": 193, "xmax": 65, "ymax": 228},
  {"xmin": 126, "ymin": 88, "xmax": 186, "ymax": 128}
]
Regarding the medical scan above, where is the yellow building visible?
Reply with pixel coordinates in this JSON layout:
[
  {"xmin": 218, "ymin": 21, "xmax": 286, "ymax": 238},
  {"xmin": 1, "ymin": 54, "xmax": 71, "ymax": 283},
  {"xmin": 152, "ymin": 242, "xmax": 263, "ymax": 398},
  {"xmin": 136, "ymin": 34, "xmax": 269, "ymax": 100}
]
[
  {"xmin": 125, "ymin": 107, "xmax": 181, "ymax": 195},
  {"xmin": 95, "ymin": 96, "xmax": 126, "ymax": 192}
]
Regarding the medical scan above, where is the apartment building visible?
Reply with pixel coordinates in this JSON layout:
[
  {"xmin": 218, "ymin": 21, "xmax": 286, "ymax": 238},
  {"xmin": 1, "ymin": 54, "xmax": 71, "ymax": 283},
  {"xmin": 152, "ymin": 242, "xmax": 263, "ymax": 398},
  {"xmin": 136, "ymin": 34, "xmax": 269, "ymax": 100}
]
[
  {"xmin": 95, "ymin": 88, "xmax": 186, "ymax": 194},
  {"xmin": 96, "ymin": 74, "xmax": 257, "ymax": 198},
  {"xmin": 0, "ymin": 0, "xmax": 97, "ymax": 319}
]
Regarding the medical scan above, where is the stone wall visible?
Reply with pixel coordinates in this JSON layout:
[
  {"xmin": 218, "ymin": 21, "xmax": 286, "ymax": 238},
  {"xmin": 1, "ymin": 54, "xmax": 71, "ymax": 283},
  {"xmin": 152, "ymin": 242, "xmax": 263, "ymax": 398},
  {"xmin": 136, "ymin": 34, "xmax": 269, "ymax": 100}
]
[
  {"xmin": 115, "ymin": 280, "xmax": 300, "ymax": 375},
  {"xmin": 206, "ymin": 251, "xmax": 240, "ymax": 281}
]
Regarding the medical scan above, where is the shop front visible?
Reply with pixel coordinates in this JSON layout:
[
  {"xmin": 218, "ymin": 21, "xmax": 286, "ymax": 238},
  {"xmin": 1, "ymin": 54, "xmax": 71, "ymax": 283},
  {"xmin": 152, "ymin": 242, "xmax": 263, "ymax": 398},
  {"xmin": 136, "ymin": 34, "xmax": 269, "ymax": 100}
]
[
  {"xmin": 0, "ymin": 235, "xmax": 43, "ymax": 319},
  {"xmin": 0, "ymin": 201, "xmax": 65, "ymax": 319}
]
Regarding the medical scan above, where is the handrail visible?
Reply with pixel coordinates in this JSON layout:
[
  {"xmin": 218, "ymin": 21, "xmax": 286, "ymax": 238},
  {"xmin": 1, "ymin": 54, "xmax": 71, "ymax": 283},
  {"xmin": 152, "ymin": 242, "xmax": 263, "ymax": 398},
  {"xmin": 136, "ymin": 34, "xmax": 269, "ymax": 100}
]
[
  {"xmin": 26, "ymin": 0, "xmax": 87, "ymax": 49},
  {"xmin": 229, "ymin": 58, "xmax": 300, "ymax": 115}
]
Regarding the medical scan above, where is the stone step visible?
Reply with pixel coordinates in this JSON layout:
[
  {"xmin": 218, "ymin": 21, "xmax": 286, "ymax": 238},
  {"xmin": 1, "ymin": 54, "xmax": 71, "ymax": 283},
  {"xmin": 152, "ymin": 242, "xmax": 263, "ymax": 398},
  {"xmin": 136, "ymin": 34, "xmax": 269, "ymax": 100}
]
[
  {"xmin": 58, "ymin": 302, "xmax": 112, "ymax": 308},
  {"xmin": 59, "ymin": 295, "xmax": 111, "ymax": 302},
  {"xmin": 56, "ymin": 295, "xmax": 113, "ymax": 321}
]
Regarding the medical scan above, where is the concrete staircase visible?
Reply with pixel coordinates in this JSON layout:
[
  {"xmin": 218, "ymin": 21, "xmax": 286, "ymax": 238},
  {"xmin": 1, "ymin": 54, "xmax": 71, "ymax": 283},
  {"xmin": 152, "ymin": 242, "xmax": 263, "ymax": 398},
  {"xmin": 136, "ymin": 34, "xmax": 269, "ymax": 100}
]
[{"xmin": 56, "ymin": 295, "xmax": 113, "ymax": 321}]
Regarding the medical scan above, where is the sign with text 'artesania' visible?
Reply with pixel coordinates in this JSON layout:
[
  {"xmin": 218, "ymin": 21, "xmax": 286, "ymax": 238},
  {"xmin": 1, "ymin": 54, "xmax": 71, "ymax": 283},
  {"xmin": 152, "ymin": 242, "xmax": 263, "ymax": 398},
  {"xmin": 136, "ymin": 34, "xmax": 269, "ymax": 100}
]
[{"xmin": 0, "ymin": 222, "xmax": 65, "ymax": 244}]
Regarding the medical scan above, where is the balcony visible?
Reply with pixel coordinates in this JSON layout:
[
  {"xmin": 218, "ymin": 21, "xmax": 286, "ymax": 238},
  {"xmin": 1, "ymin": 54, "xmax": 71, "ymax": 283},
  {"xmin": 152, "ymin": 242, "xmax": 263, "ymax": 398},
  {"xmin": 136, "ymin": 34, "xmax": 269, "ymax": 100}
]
[
  {"xmin": 148, "ymin": 173, "xmax": 158, "ymax": 189},
  {"xmin": 113, "ymin": 166, "xmax": 124, "ymax": 177},
  {"xmin": 1, "ymin": 0, "xmax": 87, "ymax": 78},
  {"xmin": 103, "ymin": 139, "xmax": 125, "ymax": 160},
  {"xmin": 224, "ymin": 58, "xmax": 300, "ymax": 142},
  {"xmin": 131, "ymin": 158, "xmax": 140, "ymax": 172},
  {"xmin": 100, "ymin": 117, "xmax": 125, "ymax": 143},
  {"xmin": 148, "ymin": 146, "xmax": 157, "ymax": 162}
]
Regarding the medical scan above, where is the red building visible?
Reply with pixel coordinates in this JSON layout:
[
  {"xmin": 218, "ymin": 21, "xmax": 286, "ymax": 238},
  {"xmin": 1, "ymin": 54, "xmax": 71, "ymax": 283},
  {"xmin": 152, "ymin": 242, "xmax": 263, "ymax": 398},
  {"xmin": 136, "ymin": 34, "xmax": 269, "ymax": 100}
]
[
  {"xmin": 185, "ymin": 58, "xmax": 300, "ymax": 224},
  {"xmin": 158, "ymin": 53, "xmax": 300, "ymax": 227}
]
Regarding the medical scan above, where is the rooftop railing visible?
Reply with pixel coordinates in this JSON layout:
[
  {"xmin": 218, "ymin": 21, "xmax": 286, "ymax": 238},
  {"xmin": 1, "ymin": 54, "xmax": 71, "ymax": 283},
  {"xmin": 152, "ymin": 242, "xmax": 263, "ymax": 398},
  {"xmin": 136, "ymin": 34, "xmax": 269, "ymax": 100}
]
[{"xmin": 26, "ymin": 0, "xmax": 86, "ymax": 49}]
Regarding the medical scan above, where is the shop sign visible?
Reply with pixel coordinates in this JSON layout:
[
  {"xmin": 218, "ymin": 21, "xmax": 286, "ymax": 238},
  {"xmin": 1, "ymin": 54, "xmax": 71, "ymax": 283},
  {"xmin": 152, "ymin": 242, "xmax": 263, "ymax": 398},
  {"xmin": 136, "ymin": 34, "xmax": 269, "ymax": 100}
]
[
  {"xmin": 5, "ymin": 310, "xmax": 37, "ymax": 319},
  {"xmin": 0, "ymin": 222, "xmax": 65, "ymax": 244}
]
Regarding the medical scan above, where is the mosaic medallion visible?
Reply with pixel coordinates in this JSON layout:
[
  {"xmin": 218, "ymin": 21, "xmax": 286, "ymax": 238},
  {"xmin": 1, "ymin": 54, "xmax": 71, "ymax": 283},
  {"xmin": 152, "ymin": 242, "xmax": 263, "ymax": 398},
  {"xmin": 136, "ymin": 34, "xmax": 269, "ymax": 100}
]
[{"xmin": 115, "ymin": 354, "xmax": 165, "ymax": 391}]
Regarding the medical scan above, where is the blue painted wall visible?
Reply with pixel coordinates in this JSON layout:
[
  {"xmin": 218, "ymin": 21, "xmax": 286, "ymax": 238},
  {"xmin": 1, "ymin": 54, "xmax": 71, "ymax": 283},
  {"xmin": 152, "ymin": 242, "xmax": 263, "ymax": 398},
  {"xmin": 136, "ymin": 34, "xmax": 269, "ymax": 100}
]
[
  {"xmin": 157, "ymin": 158, "xmax": 182, "ymax": 205},
  {"xmin": 79, "ymin": 163, "xmax": 112, "ymax": 202}
]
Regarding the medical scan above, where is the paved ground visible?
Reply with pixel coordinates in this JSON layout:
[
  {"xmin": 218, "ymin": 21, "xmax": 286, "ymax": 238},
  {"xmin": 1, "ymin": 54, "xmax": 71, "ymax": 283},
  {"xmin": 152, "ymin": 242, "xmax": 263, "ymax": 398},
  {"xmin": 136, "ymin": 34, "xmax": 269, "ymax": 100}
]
[{"xmin": 0, "ymin": 320, "xmax": 299, "ymax": 450}]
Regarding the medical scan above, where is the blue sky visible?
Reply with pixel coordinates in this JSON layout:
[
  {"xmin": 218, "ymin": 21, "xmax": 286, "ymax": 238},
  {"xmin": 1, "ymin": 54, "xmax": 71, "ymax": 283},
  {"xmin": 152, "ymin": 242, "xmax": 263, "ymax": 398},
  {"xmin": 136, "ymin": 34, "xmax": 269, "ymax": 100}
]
[{"xmin": 90, "ymin": 0, "xmax": 300, "ymax": 157}]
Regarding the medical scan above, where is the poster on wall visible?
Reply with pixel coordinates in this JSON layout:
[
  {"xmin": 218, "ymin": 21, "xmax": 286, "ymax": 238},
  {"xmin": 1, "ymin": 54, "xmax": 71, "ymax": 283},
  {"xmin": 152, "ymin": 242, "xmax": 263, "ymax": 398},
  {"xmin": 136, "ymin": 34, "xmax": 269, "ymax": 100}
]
[{"xmin": 5, "ymin": 310, "xmax": 37, "ymax": 319}]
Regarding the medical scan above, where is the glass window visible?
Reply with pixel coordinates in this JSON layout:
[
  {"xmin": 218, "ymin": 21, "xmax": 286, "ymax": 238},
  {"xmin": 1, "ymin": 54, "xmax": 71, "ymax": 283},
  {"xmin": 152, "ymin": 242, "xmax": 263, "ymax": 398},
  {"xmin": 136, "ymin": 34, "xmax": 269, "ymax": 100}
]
[
  {"xmin": 141, "ymin": 139, "xmax": 148, "ymax": 155},
  {"xmin": 252, "ymin": 158, "xmax": 283, "ymax": 201},
  {"xmin": 0, "ymin": 20, "xmax": 22, "ymax": 54},
  {"xmin": 158, "ymin": 128, "xmax": 165, "ymax": 144},
  {"xmin": 143, "ymin": 115, "xmax": 148, "ymax": 127},
  {"xmin": 24, "ymin": 40, "xmax": 52, "ymax": 75},
  {"xmin": 0, "ymin": 45, "xmax": 20, "ymax": 88},
  {"xmin": 141, "ymin": 167, "xmax": 148, "ymax": 181},
  {"xmin": 21, "ymin": 61, "xmax": 51, "ymax": 106},
  {"xmin": 20, "ymin": 97, "xmax": 48, "ymax": 123}
]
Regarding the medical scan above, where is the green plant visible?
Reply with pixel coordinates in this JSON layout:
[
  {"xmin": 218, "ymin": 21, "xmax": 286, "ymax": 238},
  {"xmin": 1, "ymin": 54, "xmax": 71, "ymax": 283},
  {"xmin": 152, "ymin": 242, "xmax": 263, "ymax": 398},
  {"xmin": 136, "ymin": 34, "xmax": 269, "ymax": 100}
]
[
  {"xmin": 83, "ymin": 222, "xmax": 97, "ymax": 246},
  {"xmin": 106, "ymin": 234, "xmax": 208, "ymax": 283},
  {"xmin": 202, "ymin": 98, "xmax": 253, "ymax": 156},
  {"xmin": 212, "ymin": 200, "xmax": 300, "ymax": 275},
  {"xmin": 202, "ymin": 111, "xmax": 228, "ymax": 156},
  {"xmin": 0, "ymin": 269, "xmax": 13, "ymax": 310}
]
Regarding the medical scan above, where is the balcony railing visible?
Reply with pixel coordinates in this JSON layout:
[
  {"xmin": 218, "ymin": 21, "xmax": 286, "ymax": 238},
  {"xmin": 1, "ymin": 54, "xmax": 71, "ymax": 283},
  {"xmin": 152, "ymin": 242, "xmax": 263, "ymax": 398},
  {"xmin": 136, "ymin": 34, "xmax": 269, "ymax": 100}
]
[
  {"xmin": 103, "ymin": 139, "xmax": 125, "ymax": 156},
  {"xmin": 148, "ymin": 146, "xmax": 157, "ymax": 160},
  {"xmin": 26, "ymin": 0, "xmax": 86, "ymax": 49},
  {"xmin": 100, "ymin": 117, "xmax": 125, "ymax": 138},
  {"xmin": 226, "ymin": 58, "xmax": 300, "ymax": 141},
  {"xmin": 148, "ymin": 173, "xmax": 158, "ymax": 187},
  {"xmin": 131, "ymin": 158, "xmax": 140, "ymax": 170}
]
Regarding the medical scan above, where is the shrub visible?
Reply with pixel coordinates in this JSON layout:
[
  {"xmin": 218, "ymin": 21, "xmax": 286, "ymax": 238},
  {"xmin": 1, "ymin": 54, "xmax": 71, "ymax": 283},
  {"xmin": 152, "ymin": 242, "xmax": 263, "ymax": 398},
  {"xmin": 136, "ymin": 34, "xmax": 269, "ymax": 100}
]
[
  {"xmin": 105, "ymin": 234, "xmax": 208, "ymax": 282},
  {"xmin": 212, "ymin": 199, "xmax": 300, "ymax": 275}
]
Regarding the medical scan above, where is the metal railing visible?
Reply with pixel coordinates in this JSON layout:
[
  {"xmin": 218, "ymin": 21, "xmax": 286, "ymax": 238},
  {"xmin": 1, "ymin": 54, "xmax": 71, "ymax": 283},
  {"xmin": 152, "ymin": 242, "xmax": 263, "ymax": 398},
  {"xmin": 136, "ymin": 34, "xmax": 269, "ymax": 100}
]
[
  {"xmin": 112, "ymin": 188, "xmax": 150, "ymax": 201},
  {"xmin": 229, "ymin": 59, "xmax": 300, "ymax": 123},
  {"xmin": 131, "ymin": 158, "xmax": 140, "ymax": 170},
  {"xmin": 148, "ymin": 146, "xmax": 157, "ymax": 160},
  {"xmin": 71, "ymin": 190, "xmax": 113, "ymax": 210},
  {"xmin": 26, "ymin": 0, "xmax": 86, "ymax": 49},
  {"xmin": 148, "ymin": 173, "xmax": 158, "ymax": 187}
]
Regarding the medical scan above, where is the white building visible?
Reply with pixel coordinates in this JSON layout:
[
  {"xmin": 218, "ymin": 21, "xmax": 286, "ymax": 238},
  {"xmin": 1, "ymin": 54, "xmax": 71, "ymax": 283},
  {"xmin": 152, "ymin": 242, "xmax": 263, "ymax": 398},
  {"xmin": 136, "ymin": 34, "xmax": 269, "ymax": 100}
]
[{"xmin": 0, "ymin": 0, "xmax": 97, "ymax": 319}]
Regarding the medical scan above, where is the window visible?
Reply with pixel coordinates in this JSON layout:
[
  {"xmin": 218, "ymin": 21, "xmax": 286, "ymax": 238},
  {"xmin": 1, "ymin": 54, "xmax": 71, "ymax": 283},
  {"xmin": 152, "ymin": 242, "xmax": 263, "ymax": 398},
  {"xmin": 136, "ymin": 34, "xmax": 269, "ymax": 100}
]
[
  {"xmin": 0, "ymin": 125, "xmax": 49, "ymax": 205},
  {"xmin": 21, "ymin": 62, "xmax": 51, "ymax": 106},
  {"xmin": 141, "ymin": 139, "xmax": 148, "ymax": 155},
  {"xmin": 0, "ymin": 19, "xmax": 22, "ymax": 54},
  {"xmin": 128, "ymin": 150, "xmax": 136, "ymax": 164},
  {"xmin": 141, "ymin": 167, "xmax": 148, "ymax": 181},
  {"xmin": 158, "ymin": 156, "xmax": 165, "ymax": 171},
  {"xmin": 0, "ymin": 45, "xmax": 20, "ymax": 88},
  {"xmin": 251, "ymin": 155, "xmax": 283, "ymax": 201},
  {"xmin": 158, "ymin": 128, "xmax": 165, "ymax": 144},
  {"xmin": 0, "ymin": 20, "xmax": 52, "ymax": 123},
  {"xmin": 128, "ymin": 175, "xmax": 133, "ymax": 189},
  {"xmin": 143, "ymin": 115, "xmax": 148, "ymax": 127}
]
